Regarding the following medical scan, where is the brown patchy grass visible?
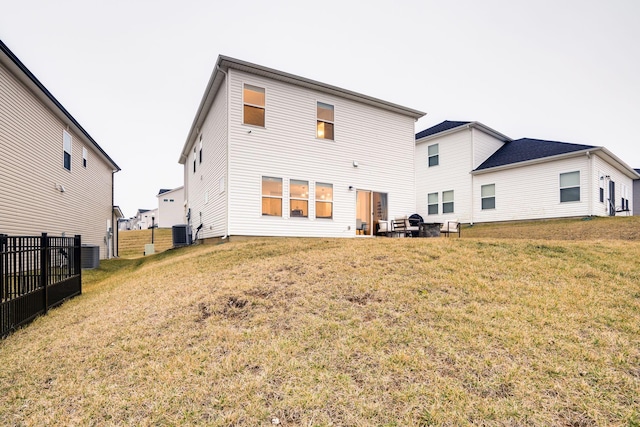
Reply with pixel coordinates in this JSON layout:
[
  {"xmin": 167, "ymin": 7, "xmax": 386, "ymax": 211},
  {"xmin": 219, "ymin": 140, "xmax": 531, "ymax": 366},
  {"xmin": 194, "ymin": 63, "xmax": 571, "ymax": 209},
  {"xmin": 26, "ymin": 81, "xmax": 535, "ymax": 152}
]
[
  {"xmin": 118, "ymin": 228, "xmax": 174, "ymax": 259},
  {"xmin": 1, "ymin": 230, "xmax": 640, "ymax": 425},
  {"xmin": 462, "ymin": 215, "xmax": 640, "ymax": 241}
]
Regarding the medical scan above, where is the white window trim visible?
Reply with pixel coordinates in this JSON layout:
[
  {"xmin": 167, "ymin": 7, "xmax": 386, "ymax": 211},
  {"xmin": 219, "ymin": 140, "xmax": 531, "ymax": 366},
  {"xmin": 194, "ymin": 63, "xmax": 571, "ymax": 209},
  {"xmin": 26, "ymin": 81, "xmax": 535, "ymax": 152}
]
[
  {"xmin": 428, "ymin": 144, "xmax": 439, "ymax": 167},
  {"xmin": 427, "ymin": 192, "xmax": 438, "ymax": 215},
  {"xmin": 243, "ymin": 83, "xmax": 266, "ymax": 128},
  {"xmin": 261, "ymin": 176, "xmax": 283, "ymax": 217},
  {"xmin": 289, "ymin": 179, "xmax": 309, "ymax": 219},
  {"xmin": 559, "ymin": 171, "xmax": 581, "ymax": 203},
  {"xmin": 315, "ymin": 182, "xmax": 334, "ymax": 220},
  {"xmin": 316, "ymin": 101, "xmax": 335, "ymax": 141},
  {"xmin": 82, "ymin": 147, "xmax": 87, "ymax": 168},
  {"xmin": 442, "ymin": 190, "xmax": 454, "ymax": 214},
  {"xmin": 481, "ymin": 184, "xmax": 496, "ymax": 210},
  {"xmin": 63, "ymin": 130, "xmax": 72, "ymax": 171}
]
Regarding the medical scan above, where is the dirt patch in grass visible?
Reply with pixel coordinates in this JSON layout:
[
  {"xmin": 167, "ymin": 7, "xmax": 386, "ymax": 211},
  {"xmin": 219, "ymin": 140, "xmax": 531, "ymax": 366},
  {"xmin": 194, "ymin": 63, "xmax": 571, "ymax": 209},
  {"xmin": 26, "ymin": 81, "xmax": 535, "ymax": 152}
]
[{"xmin": 1, "ymin": 236, "xmax": 639, "ymax": 425}]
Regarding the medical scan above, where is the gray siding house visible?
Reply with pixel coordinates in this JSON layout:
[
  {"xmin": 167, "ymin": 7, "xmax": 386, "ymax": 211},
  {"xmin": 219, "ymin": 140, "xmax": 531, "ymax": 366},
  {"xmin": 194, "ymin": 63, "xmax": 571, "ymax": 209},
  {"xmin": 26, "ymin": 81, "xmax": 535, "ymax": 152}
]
[{"xmin": 0, "ymin": 40, "xmax": 121, "ymax": 258}]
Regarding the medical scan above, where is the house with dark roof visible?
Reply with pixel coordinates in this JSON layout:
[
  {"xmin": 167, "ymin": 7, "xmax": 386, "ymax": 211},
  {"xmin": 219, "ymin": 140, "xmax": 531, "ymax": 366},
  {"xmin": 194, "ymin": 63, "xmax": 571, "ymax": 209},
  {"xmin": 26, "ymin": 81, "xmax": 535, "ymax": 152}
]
[
  {"xmin": 156, "ymin": 186, "xmax": 184, "ymax": 228},
  {"xmin": 0, "ymin": 39, "xmax": 121, "ymax": 258},
  {"xmin": 415, "ymin": 121, "xmax": 639, "ymax": 224}
]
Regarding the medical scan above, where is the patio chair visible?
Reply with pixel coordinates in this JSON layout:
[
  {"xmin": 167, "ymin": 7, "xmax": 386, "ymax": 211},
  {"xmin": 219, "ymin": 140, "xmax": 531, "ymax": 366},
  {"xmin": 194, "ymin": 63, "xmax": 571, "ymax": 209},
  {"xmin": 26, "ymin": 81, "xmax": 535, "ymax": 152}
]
[{"xmin": 440, "ymin": 219, "xmax": 460, "ymax": 237}]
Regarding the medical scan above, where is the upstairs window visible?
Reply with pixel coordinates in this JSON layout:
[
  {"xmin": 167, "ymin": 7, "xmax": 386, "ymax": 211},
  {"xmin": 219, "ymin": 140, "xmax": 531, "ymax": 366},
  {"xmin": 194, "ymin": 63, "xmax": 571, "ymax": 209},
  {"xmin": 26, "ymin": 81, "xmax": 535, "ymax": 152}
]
[
  {"xmin": 290, "ymin": 180, "xmax": 309, "ymax": 217},
  {"xmin": 316, "ymin": 102, "xmax": 334, "ymax": 140},
  {"xmin": 428, "ymin": 144, "xmax": 439, "ymax": 167},
  {"xmin": 481, "ymin": 184, "xmax": 496, "ymax": 210},
  {"xmin": 244, "ymin": 84, "xmax": 265, "ymax": 127},
  {"xmin": 193, "ymin": 147, "xmax": 197, "ymax": 173},
  {"xmin": 82, "ymin": 147, "xmax": 87, "ymax": 168},
  {"xmin": 199, "ymin": 135, "xmax": 203, "ymax": 164},
  {"xmin": 442, "ymin": 190, "xmax": 454, "ymax": 213},
  {"xmin": 428, "ymin": 192, "xmax": 438, "ymax": 215},
  {"xmin": 63, "ymin": 130, "xmax": 72, "ymax": 171},
  {"xmin": 560, "ymin": 171, "xmax": 580, "ymax": 202},
  {"xmin": 315, "ymin": 182, "xmax": 333, "ymax": 219},
  {"xmin": 262, "ymin": 176, "xmax": 282, "ymax": 216}
]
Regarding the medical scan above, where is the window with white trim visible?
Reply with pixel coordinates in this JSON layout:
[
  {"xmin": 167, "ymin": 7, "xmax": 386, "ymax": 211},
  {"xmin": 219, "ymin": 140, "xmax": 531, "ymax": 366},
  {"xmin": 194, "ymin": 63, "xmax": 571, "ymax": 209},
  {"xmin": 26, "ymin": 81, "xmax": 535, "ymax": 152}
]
[
  {"xmin": 290, "ymin": 179, "xmax": 309, "ymax": 217},
  {"xmin": 428, "ymin": 144, "xmax": 439, "ymax": 167},
  {"xmin": 244, "ymin": 84, "xmax": 265, "ymax": 127},
  {"xmin": 442, "ymin": 190, "xmax": 454, "ymax": 213},
  {"xmin": 316, "ymin": 102, "xmax": 334, "ymax": 140},
  {"xmin": 199, "ymin": 134, "xmax": 203, "ymax": 164},
  {"xmin": 262, "ymin": 176, "xmax": 282, "ymax": 216},
  {"xmin": 599, "ymin": 172, "xmax": 605, "ymax": 203},
  {"xmin": 481, "ymin": 184, "xmax": 495, "ymax": 210},
  {"xmin": 621, "ymin": 184, "xmax": 629, "ymax": 211},
  {"xmin": 63, "ymin": 130, "xmax": 72, "ymax": 171},
  {"xmin": 560, "ymin": 171, "xmax": 580, "ymax": 202},
  {"xmin": 82, "ymin": 147, "xmax": 87, "ymax": 168},
  {"xmin": 428, "ymin": 192, "xmax": 438, "ymax": 215},
  {"xmin": 316, "ymin": 182, "xmax": 333, "ymax": 219}
]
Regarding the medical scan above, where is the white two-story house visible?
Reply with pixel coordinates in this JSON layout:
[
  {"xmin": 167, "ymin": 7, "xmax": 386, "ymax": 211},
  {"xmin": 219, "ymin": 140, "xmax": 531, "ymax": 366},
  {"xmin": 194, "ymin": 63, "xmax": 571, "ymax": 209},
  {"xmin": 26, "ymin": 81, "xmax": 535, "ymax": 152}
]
[
  {"xmin": 1, "ymin": 39, "xmax": 121, "ymax": 258},
  {"xmin": 416, "ymin": 121, "xmax": 638, "ymax": 224},
  {"xmin": 179, "ymin": 56, "xmax": 425, "ymax": 239}
]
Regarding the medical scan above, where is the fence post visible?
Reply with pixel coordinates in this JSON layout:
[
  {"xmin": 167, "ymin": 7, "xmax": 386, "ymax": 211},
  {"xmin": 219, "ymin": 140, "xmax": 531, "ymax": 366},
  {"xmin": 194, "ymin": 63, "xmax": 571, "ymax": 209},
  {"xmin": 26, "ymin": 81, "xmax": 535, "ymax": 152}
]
[
  {"xmin": 75, "ymin": 235, "xmax": 82, "ymax": 294},
  {"xmin": 0, "ymin": 234, "xmax": 6, "ymax": 302},
  {"xmin": 41, "ymin": 233, "xmax": 48, "ymax": 314}
]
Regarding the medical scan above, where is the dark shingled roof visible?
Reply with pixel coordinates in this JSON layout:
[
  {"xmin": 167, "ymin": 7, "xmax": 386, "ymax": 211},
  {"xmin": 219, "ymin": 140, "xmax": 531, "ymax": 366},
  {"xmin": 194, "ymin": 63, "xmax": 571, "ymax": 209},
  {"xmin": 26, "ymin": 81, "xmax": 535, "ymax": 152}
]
[
  {"xmin": 635, "ymin": 169, "xmax": 640, "ymax": 174},
  {"xmin": 158, "ymin": 189, "xmax": 172, "ymax": 195},
  {"xmin": 475, "ymin": 138, "xmax": 596, "ymax": 171},
  {"xmin": 415, "ymin": 120, "xmax": 470, "ymax": 140}
]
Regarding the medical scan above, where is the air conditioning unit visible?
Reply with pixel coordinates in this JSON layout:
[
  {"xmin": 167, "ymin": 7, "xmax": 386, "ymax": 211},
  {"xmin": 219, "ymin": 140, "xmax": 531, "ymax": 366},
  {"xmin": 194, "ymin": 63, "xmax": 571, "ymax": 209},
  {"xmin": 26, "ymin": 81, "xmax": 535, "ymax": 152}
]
[
  {"xmin": 172, "ymin": 224, "xmax": 191, "ymax": 247},
  {"xmin": 81, "ymin": 245, "xmax": 100, "ymax": 269}
]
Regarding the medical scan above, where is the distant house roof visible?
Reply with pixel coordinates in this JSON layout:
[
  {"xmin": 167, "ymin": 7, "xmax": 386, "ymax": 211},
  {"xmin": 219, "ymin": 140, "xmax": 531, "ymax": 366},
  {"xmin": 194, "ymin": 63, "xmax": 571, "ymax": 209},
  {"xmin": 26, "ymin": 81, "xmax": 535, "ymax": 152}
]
[
  {"xmin": 158, "ymin": 189, "xmax": 172, "ymax": 195},
  {"xmin": 475, "ymin": 138, "xmax": 596, "ymax": 171},
  {"xmin": 415, "ymin": 120, "xmax": 511, "ymax": 143},
  {"xmin": 635, "ymin": 169, "xmax": 640, "ymax": 175},
  {"xmin": 415, "ymin": 121, "xmax": 470, "ymax": 139},
  {"xmin": 0, "ymin": 39, "xmax": 120, "ymax": 172}
]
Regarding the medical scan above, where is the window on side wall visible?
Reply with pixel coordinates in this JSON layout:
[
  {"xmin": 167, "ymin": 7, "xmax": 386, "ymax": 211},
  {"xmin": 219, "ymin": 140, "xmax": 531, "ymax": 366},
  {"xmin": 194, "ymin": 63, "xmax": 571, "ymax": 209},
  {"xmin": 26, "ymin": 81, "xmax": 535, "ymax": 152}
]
[
  {"xmin": 290, "ymin": 179, "xmax": 309, "ymax": 218},
  {"xmin": 560, "ymin": 171, "xmax": 580, "ymax": 202},
  {"xmin": 199, "ymin": 135, "xmax": 203, "ymax": 164},
  {"xmin": 481, "ymin": 184, "xmax": 495, "ymax": 210},
  {"xmin": 262, "ymin": 176, "xmax": 282, "ymax": 216},
  {"xmin": 316, "ymin": 102, "xmax": 334, "ymax": 140},
  {"xmin": 316, "ymin": 182, "xmax": 333, "ymax": 219},
  {"xmin": 428, "ymin": 192, "xmax": 438, "ymax": 215},
  {"xmin": 82, "ymin": 147, "xmax": 87, "ymax": 168},
  {"xmin": 442, "ymin": 190, "xmax": 454, "ymax": 213},
  {"xmin": 599, "ymin": 172, "xmax": 604, "ymax": 203},
  {"xmin": 428, "ymin": 144, "xmax": 439, "ymax": 167},
  {"xmin": 244, "ymin": 84, "xmax": 265, "ymax": 127},
  {"xmin": 193, "ymin": 147, "xmax": 197, "ymax": 173},
  {"xmin": 63, "ymin": 130, "xmax": 72, "ymax": 171}
]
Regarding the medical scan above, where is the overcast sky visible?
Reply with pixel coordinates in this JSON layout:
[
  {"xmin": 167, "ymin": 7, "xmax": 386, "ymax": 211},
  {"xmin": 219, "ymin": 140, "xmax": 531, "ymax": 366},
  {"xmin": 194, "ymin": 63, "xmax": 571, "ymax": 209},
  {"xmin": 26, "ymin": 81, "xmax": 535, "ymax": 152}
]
[{"xmin": 2, "ymin": 0, "xmax": 639, "ymax": 218}]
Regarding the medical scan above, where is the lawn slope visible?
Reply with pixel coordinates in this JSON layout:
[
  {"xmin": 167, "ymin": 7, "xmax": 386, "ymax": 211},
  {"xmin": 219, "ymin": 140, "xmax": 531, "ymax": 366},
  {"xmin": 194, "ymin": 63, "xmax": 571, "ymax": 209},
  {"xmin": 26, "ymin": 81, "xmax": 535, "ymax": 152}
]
[{"xmin": 1, "ymin": 234, "xmax": 639, "ymax": 425}]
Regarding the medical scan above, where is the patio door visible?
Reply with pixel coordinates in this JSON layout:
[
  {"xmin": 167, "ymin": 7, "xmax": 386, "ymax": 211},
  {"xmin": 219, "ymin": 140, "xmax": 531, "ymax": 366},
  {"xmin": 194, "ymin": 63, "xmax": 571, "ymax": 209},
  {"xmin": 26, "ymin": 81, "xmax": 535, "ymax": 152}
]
[{"xmin": 356, "ymin": 190, "xmax": 387, "ymax": 236}]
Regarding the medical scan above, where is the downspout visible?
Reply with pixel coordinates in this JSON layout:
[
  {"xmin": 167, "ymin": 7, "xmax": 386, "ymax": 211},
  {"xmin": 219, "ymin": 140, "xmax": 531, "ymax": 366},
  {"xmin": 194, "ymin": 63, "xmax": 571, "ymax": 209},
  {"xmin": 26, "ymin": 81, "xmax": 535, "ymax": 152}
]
[
  {"xmin": 586, "ymin": 151, "xmax": 592, "ymax": 216},
  {"xmin": 216, "ymin": 64, "xmax": 230, "ymax": 240},
  {"xmin": 469, "ymin": 126, "xmax": 475, "ymax": 225}
]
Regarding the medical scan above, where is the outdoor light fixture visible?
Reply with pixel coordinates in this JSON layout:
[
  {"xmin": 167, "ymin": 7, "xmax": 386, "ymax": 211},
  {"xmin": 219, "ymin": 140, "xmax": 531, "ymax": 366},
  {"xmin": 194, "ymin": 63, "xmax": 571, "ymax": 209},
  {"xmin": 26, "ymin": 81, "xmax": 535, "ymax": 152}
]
[
  {"xmin": 349, "ymin": 186, "xmax": 354, "ymax": 191},
  {"xmin": 353, "ymin": 160, "xmax": 358, "ymax": 167}
]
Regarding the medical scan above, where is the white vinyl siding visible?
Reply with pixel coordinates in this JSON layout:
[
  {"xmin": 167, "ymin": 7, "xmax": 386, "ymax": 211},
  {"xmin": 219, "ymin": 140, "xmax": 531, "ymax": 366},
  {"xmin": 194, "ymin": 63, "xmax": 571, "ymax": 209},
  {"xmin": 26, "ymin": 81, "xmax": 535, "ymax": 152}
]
[
  {"xmin": 416, "ymin": 129, "xmax": 473, "ymax": 223},
  {"xmin": 0, "ymin": 60, "xmax": 115, "ymax": 258},
  {"xmin": 185, "ymin": 81, "xmax": 228, "ymax": 239},
  {"xmin": 226, "ymin": 68, "xmax": 416, "ymax": 237}
]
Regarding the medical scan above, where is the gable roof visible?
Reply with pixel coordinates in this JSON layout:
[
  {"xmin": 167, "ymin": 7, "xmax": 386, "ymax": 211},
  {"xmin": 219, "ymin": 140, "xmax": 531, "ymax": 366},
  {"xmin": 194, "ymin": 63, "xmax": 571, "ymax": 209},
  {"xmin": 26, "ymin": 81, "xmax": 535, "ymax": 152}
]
[
  {"xmin": 635, "ymin": 169, "xmax": 640, "ymax": 175},
  {"xmin": 415, "ymin": 120, "xmax": 511, "ymax": 143},
  {"xmin": 179, "ymin": 55, "xmax": 426, "ymax": 164},
  {"xmin": 157, "ymin": 189, "xmax": 172, "ymax": 195},
  {"xmin": 475, "ymin": 138, "xmax": 596, "ymax": 171},
  {"xmin": 0, "ymin": 39, "xmax": 120, "ymax": 172}
]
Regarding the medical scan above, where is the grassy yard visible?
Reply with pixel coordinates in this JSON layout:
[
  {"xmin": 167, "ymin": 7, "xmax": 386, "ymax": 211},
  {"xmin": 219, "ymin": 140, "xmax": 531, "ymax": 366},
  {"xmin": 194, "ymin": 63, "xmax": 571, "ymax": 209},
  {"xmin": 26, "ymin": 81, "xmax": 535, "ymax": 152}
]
[{"xmin": 1, "ymin": 219, "xmax": 640, "ymax": 426}]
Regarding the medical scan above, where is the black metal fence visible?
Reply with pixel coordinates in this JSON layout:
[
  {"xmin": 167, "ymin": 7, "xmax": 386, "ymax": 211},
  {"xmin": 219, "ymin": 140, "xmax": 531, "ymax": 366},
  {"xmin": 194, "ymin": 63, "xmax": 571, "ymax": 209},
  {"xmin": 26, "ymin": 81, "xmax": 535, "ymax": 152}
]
[{"xmin": 1, "ymin": 233, "xmax": 81, "ymax": 338}]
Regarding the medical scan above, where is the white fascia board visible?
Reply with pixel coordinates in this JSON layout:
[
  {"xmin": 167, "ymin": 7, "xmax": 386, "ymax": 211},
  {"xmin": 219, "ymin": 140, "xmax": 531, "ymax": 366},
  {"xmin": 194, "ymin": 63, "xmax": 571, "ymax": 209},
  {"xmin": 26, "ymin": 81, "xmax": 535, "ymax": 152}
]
[
  {"xmin": 595, "ymin": 147, "xmax": 640, "ymax": 179},
  {"xmin": 416, "ymin": 121, "xmax": 512, "ymax": 144}
]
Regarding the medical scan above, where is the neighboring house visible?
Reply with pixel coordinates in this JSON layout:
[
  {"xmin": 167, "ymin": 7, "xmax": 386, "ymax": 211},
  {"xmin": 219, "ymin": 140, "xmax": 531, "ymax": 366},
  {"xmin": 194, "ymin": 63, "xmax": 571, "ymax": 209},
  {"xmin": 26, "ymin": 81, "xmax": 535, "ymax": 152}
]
[
  {"xmin": 118, "ymin": 217, "xmax": 133, "ymax": 231},
  {"xmin": 634, "ymin": 169, "xmax": 640, "ymax": 216},
  {"xmin": 156, "ymin": 186, "xmax": 185, "ymax": 228},
  {"xmin": 0, "ymin": 39, "xmax": 121, "ymax": 258},
  {"xmin": 178, "ymin": 55, "xmax": 424, "ymax": 239},
  {"xmin": 133, "ymin": 208, "xmax": 158, "ymax": 230},
  {"xmin": 415, "ymin": 120, "xmax": 639, "ymax": 224}
]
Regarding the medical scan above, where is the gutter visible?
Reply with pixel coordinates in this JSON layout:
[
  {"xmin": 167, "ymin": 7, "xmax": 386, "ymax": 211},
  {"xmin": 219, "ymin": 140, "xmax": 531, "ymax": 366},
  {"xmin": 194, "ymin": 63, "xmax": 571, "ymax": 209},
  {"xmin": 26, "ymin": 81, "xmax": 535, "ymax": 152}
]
[{"xmin": 216, "ymin": 64, "xmax": 230, "ymax": 240}]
